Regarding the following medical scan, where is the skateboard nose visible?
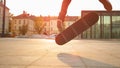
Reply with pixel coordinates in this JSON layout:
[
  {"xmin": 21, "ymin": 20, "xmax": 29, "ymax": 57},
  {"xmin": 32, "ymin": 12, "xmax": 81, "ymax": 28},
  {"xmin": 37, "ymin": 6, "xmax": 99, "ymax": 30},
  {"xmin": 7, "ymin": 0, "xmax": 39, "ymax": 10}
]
[{"xmin": 55, "ymin": 33, "xmax": 66, "ymax": 45}]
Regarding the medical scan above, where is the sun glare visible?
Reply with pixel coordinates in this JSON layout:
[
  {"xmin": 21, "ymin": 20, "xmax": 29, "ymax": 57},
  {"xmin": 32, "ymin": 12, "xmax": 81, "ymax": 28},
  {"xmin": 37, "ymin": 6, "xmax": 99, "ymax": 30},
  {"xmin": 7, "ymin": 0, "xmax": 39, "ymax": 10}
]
[
  {"xmin": 7, "ymin": 0, "xmax": 62, "ymax": 16},
  {"xmin": 6, "ymin": 0, "xmax": 120, "ymax": 16}
]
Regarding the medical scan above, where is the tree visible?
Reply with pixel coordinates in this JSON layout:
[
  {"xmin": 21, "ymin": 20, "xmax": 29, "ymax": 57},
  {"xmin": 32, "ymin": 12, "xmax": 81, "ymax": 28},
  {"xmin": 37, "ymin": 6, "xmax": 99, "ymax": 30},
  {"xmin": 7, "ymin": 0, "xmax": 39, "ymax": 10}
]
[
  {"xmin": 34, "ymin": 16, "xmax": 45, "ymax": 34},
  {"xmin": 19, "ymin": 23, "xmax": 28, "ymax": 35}
]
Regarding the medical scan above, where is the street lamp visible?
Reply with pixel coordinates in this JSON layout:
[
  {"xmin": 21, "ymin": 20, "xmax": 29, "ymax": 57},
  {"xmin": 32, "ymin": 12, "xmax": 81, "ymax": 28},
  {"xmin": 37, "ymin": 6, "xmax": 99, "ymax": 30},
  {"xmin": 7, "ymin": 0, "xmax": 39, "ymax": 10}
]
[{"xmin": 1, "ymin": 0, "xmax": 6, "ymax": 37}]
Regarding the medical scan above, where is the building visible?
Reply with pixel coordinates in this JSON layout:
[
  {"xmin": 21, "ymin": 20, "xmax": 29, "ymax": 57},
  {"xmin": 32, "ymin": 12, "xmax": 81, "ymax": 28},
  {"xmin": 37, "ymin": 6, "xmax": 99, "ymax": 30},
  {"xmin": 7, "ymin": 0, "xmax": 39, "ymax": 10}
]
[
  {"xmin": 0, "ymin": 1, "xmax": 10, "ymax": 35},
  {"xmin": 11, "ymin": 11, "xmax": 79, "ymax": 36},
  {"xmin": 11, "ymin": 11, "xmax": 35, "ymax": 36},
  {"xmin": 81, "ymin": 10, "xmax": 120, "ymax": 39},
  {"xmin": 43, "ymin": 16, "xmax": 58, "ymax": 35},
  {"xmin": 64, "ymin": 16, "xmax": 79, "ymax": 28},
  {"xmin": 43, "ymin": 16, "xmax": 79, "ymax": 35}
]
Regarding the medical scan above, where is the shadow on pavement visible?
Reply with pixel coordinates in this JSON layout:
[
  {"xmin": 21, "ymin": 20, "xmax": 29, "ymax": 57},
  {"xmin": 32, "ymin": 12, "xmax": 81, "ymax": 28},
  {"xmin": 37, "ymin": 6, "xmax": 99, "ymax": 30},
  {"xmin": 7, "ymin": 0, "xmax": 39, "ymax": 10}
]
[{"xmin": 57, "ymin": 53, "xmax": 118, "ymax": 68}]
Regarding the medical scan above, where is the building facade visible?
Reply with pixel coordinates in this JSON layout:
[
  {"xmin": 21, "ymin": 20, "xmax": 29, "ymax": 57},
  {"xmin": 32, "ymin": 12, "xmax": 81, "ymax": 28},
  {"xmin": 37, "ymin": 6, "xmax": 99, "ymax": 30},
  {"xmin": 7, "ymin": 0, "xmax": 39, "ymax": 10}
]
[
  {"xmin": 44, "ymin": 16, "xmax": 58, "ymax": 35},
  {"xmin": 81, "ymin": 11, "xmax": 120, "ymax": 39},
  {"xmin": 11, "ymin": 11, "xmax": 79, "ymax": 36},
  {"xmin": 64, "ymin": 16, "xmax": 79, "ymax": 28},
  {"xmin": 0, "ymin": 1, "xmax": 9, "ymax": 35},
  {"xmin": 42, "ymin": 16, "xmax": 79, "ymax": 35},
  {"xmin": 11, "ymin": 11, "xmax": 35, "ymax": 36}
]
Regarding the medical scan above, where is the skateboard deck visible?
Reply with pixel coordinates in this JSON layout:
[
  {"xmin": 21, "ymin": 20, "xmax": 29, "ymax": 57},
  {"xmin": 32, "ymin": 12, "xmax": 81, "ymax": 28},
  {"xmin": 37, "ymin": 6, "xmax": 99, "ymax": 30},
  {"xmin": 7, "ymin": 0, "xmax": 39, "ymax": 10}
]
[{"xmin": 55, "ymin": 12, "xmax": 99, "ymax": 45}]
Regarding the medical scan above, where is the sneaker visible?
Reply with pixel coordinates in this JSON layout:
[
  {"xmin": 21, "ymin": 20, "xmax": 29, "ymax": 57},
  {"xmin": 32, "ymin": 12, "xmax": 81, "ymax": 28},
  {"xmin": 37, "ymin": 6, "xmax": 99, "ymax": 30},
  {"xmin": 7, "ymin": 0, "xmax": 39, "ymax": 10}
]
[{"xmin": 99, "ymin": 0, "xmax": 112, "ymax": 11}]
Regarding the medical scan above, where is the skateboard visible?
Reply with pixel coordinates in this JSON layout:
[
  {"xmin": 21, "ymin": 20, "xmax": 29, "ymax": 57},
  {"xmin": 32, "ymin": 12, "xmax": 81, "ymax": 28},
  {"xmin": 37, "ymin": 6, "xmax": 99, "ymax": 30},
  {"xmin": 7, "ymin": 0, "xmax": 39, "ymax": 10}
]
[{"xmin": 55, "ymin": 12, "xmax": 99, "ymax": 45}]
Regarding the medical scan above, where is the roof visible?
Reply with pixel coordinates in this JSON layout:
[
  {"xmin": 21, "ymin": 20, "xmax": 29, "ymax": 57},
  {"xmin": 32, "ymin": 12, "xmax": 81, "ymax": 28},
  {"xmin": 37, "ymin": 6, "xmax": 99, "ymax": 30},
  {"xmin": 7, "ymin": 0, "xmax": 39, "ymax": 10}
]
[
  {"xmin": 13, "ymin": 11, "xmax": 36, "ymax": 20},
  {"xmin": 43, "ymin": 16, "xmax": 79, "ymax": 21},
  {"xmin": 65, "ymin": 16, "xmax": 79, "ymax": 21},
  {"xmin": 81, "ymin": 10, "xmax": 120, "ymax": 16},
  {"xmin": 43, "ymin": 16, "xmax": 50, "ymax": 21},
  {"xmin": 13, "ymin": 12, "xmax": 79, "ymax": 22}
]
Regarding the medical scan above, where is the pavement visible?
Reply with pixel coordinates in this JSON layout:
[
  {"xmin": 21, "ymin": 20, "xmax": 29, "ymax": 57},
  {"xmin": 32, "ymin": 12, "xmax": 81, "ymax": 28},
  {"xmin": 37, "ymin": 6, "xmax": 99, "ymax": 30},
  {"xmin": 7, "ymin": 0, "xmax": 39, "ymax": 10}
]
[{"xmin": 0, "ymin": 38, "xmax": 120, "ymax": 68}]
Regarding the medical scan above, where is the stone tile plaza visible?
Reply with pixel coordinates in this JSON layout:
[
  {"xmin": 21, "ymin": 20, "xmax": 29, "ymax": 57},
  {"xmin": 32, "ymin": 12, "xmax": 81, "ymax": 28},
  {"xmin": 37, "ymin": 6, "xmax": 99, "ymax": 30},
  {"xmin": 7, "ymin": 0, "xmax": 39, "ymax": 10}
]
[{"xmin": 0, "ymin": 38, "xmax": 120, "ymax": 68}]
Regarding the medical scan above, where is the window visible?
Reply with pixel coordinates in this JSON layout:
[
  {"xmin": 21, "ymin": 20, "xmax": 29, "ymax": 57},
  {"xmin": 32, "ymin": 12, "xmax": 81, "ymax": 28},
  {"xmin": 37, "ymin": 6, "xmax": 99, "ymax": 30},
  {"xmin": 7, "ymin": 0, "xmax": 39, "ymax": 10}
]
[
  {"xmin": 24, "ymin": 19, "xmax": 26, "ymax": 24},
  {"xmin": 103, "ymin": 16, "xmax": 111, "ymax": 39},
  {"xmin": 112, "ymin": 16, "xmax": 120, "ymax": 39},
  {"xmin": 19, "ymin": 20, "xmax": 21, "ymax": 24}
]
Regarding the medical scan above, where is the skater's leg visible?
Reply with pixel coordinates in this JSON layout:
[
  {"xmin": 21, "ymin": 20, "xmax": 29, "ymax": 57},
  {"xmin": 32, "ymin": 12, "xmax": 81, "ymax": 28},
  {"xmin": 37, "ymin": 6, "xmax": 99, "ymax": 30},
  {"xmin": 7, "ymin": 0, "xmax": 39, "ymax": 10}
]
[
  {"xmin": 57, "ymin": 0, "xmax": 71, "ymax": 32},
  {"xmin": 99, "ymin": 0, "xmax": 112, "ymax": 11}
]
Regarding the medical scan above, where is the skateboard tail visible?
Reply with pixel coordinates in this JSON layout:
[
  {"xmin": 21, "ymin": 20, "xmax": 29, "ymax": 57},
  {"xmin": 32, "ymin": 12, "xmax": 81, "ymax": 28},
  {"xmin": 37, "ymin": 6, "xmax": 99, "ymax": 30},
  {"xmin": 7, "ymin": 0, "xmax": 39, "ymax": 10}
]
[{"xmin": 55, "ymin": 12, "xmax": 99, "ymax": 45}]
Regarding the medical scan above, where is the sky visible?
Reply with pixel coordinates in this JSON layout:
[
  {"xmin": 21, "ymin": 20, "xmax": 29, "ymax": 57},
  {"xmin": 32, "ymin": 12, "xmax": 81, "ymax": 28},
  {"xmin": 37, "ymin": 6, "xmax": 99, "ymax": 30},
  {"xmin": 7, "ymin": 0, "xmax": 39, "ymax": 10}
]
[{"xmin": 6, "ymin": 0, "xmax": 120, "ymax": 16}]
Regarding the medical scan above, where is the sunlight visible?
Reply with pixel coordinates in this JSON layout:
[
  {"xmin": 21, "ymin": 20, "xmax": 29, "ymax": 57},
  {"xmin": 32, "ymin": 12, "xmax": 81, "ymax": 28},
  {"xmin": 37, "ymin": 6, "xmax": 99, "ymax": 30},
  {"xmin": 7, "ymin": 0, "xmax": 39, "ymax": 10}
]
[
  {"xmin": 47, "ymin": 39, "xmax": 55, "ymax": 43},
  {"xmin": 6, "ymin": 0, "xmax": 62, "ymax": 16},
  {"xmin": 6, "ymin": 0, "xmax": 120, "ymax": 16}
]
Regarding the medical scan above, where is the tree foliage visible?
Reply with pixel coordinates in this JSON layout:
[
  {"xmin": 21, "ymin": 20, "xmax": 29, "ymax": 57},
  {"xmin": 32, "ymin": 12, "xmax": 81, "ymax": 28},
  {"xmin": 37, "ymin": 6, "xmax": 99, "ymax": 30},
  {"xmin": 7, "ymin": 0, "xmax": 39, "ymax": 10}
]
[
  {"xmin": 19, "ymin": 24, "xmax": 28, "ymax": 35},
  {"xmin": 34, "ymin": 16, "xmax": 45, "ymax": 34}
]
